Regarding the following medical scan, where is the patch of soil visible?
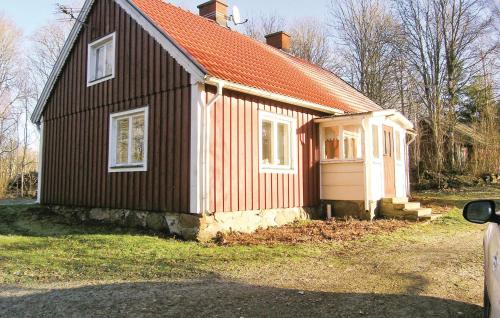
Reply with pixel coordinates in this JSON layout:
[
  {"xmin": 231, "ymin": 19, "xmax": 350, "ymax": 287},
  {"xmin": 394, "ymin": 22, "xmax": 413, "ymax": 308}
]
[{"xmin": 217, "ymin": 218, "xmax": 409, "ymax": 246}]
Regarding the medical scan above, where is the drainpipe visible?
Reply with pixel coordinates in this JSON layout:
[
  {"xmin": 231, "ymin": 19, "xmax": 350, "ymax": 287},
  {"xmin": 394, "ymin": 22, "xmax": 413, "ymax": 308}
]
[
  {"xmin": 361, "ymin": 118, "xmax": 370, "ymax": 213},
  {"xmin": 405, "ymin": 131, "xmax": 417, "ymax": 198},
  {"xmin": 202, "ymin": 80, "xmax": 224, "ymax": 214}
]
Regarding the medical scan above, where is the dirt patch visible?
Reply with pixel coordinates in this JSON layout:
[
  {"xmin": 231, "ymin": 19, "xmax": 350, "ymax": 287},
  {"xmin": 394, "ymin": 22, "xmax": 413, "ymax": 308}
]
[{"xmin": 217, "ymin": 218, "xmax": 409, "ymax": 246}]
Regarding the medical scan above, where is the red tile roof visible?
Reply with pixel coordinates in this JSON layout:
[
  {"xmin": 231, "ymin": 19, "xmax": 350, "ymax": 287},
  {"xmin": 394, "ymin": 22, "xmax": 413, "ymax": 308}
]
[{"xmin": 131, "ymin": 0, "xmax": 382, "ymax": 113}]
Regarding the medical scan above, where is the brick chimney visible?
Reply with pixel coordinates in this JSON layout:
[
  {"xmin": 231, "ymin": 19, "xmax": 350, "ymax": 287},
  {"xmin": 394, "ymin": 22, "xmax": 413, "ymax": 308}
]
[
  {"xmin": 265, "ymin": 31, "xmax": 291, "ymax": 52},
  {"xmin": 198, "ymin": 0, "xmax": 228, "ymax": 27}
]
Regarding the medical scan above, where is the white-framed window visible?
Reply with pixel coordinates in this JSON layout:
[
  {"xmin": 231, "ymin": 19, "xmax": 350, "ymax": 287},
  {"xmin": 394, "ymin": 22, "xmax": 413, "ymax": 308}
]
[
  {"xmin": 372, "ymin": 125, "xmax": 380, "ymax": 159},
  {"xmin": 108, "ymin": 106, "xmax": 148, "ymax": 172},
  {"xmin": 395, "ymin": 130, "xmax": 402, "ymax": 161},
  {"xmin": 259, "ymin": 111, "xmax": 297, "ymax": 173},
  {"xmin": 343, "ymin": 125, "xmax": 362, "ymax": 160},
  {"xmin": 87, "ymin": 32, "xmax": 116, "ymax": 86},
  {"xmin": 321, "ymin": 124, "xmax": 363, "ymax": 161},
  {"xmin": 324, "ymin": 126, "xmax": 340, "ymax": 160}
]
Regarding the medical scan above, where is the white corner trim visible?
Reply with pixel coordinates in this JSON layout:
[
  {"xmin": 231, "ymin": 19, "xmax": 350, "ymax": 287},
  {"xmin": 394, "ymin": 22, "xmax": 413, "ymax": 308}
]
[
  {"xmin": 190, "ymin": 82, "xmax": 205, "ymax": 214},
  {"xmin": 31, "ymin": 0, "xmax": 207, "ymax": 124},
  {"xmin": 205, "ymin": 77, "xmax": 344, "ymax": 116},
  {"xmin": 36, "ymin": 118, "xmax": 44, "ymax": 204},
  {"xmin": 258, "ymin": 110, "xmax": 298, "ymax": 175},
  {"xmin": 87, "ymin": 32, "xmax": 116, "ymax": 87},
  {"xmin": 108, "ymin": 106, "xmax": 149, "ymax": 173}
]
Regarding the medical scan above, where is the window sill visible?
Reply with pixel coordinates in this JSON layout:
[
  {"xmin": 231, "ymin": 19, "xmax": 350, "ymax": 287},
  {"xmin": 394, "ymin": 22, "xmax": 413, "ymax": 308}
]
[
  {"xmin": 260, "ymin": 165, "xmax": 297, "ymax": 175},
  {"xmin": 320, "ymin": 159, "xmax": 364, "ymax": 164},
  {"xmin": 108, "ymin": 164, "xmax": 147, "ymax": 173},
  {"xmin": 87, "ymin": 74, "xmax": 115, "ymax": 87}
]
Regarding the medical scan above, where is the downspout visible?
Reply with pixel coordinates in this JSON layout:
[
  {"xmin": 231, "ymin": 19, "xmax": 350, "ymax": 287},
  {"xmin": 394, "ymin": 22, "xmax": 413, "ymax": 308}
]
[
  {"xmin": 405, "ymin": 131, "xmax": 417, "ymax": 198},
  {"xmin": 202, "ymin": 80, "xmax": 224, "ymax": 214},
  {"xmin": 361, "ymin": 118, "xmax": 370, "ymax": 213}
]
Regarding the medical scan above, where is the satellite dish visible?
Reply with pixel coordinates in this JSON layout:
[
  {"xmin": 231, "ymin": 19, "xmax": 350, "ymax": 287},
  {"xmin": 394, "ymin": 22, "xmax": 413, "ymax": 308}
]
[
  {"xmin": 232, "ymin": 6, "xmax": 242, "ymax": 24},
  {"xmin": 231, "ymin": 5, "xmax": 248, "ymax": 25}
]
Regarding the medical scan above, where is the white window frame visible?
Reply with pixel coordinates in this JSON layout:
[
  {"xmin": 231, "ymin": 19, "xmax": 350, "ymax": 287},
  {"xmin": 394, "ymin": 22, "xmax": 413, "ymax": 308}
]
[
  {"xmin": 320, "ymin": 124, "xmax": 364, "ymax": 163},
  {"xmin": 87, "ymin": 32, "xmax": 116, "ymax": 87},
  {"xmin": 108, "ymin": 106, "xmax": 149, "ymax": 173},
  {"xmin": 258, "ymin": 111, "xmax": 297, "ymax": 174}
]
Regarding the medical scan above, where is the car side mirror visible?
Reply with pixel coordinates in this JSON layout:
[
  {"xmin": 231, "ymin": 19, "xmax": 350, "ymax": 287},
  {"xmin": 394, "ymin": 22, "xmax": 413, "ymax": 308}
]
[{"xmin": 463, "ymin": 200, "xmax": 498, "ymax": 224}]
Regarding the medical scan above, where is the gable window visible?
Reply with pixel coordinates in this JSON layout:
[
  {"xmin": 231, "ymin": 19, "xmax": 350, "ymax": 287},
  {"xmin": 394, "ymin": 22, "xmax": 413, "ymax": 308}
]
[
  {"xmin": 108, "ymin": 107, "xmax": 148, "ymax": 172},
  {"xmin": 259, "ymin": 112, "xmax": 296, "ymax": 173},
  {"xmin": 87, "ymin": 33, "xmax": 116, "ymax": 86}
]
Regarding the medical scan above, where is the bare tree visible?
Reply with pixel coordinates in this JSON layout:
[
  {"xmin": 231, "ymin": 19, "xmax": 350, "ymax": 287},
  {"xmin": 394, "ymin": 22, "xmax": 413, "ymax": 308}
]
[
  {"xmin": 289, "ymin": 18, "xmax": 333, "ymax": 69},
  {"xmin": 29, "ymin": 21, "xmax": 72, "ymax": 97},
  {"xmin": 329, "ymin": 0, "xmax": 402, "ymax": 108},
  {"xmin": 0, "ymin": 14, "xmax": 22, "ymax": 157},
  {"xmin": 244, "ymin": 11, "xmax": 286, "ymax": 41},
  {"xmin": 396, "ymin": 0, "xmax": 448, "ymax": 175}
]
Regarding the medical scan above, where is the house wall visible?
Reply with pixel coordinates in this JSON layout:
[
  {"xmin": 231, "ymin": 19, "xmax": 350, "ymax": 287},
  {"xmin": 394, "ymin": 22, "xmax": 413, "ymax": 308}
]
[
  {"xmin": 205, "ymin": 86, "xmax": 324, "ymax": 213},
  {"xmin": 41, "ymin": 0, "xmax": 192, "ymax": 213}
]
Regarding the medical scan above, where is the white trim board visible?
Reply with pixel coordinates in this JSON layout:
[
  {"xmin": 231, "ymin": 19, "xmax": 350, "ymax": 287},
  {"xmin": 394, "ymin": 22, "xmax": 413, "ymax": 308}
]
[{"xmin": 31, "ymin": 0, "xmax": 206, "ymax": 124}]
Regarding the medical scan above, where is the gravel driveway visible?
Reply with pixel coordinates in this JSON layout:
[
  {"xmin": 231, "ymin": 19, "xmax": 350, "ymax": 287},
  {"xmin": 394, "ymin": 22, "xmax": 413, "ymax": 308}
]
[{"xmin": 0, "ymin": 280, "xmax": 480, "ymax": 318}]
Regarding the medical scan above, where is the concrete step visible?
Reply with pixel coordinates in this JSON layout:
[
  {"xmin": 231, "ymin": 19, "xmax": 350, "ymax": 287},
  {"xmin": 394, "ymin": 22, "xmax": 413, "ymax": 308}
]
[
  {"xmin": 403, "ymin": 208, "xmax": 432, "ymax": 217},
  {"xmin": 394, "ymin": 202, "xmax": 421, "ymax": 210},
  {"xmin": 382, "ymin": 197, "xmax": 409, "ymax": 204}
]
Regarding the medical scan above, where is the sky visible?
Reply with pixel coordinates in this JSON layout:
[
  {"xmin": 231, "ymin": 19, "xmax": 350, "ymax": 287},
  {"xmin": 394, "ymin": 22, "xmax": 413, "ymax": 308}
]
[{"xmin": 0, "ymin": 0, "xmax": 332, "ymax": 35}]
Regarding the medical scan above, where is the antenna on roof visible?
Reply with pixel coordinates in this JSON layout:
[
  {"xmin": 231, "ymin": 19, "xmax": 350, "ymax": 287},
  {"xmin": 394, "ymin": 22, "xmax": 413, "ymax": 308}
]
[
  {"xmin": 230, "ymin": 6, "xmax": 248, "ymax": 25},
  {"xmin": 55, "ymin": 3, "xmax": 87, "ymax": 26}
]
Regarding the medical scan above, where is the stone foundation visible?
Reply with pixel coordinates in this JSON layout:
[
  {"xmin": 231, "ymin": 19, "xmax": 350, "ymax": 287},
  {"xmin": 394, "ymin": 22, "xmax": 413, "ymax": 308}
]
[
  {"xmin": 47, "ymin": 206, "xmax": 317, "ymax": 241},
  {"xmin": 320, "ymin": 200, "xmax": 378, "ymax": 220}
]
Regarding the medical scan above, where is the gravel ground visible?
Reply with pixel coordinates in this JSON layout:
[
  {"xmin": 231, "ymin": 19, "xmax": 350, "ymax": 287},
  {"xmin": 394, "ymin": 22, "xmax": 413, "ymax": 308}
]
[{"xmin": 0, "ymin": 280, "xmax": 480, "ymax": 318}]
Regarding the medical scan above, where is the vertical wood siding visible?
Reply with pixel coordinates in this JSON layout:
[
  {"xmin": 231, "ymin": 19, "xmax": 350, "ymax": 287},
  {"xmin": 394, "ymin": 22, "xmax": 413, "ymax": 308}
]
[
  {"xmin": 207, "ymin": 86, "xmax": 323, "ymax": 213},
  {"xmin": 41, "ymin": 0, "xmax": 191, "ymax": 212}
]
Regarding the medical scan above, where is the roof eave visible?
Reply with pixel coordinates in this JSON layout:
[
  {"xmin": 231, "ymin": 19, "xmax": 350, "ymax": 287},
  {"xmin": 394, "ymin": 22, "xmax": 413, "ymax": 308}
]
[{"xmin": 205, "ymin": 76, "xmax": 344, "ymax": 116}]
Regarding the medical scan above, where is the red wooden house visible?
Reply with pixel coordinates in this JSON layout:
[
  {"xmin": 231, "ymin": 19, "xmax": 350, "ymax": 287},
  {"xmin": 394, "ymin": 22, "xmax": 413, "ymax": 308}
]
[{"xmin": 32, "ymin": 0, "xmax": 418, "ymax": 240}]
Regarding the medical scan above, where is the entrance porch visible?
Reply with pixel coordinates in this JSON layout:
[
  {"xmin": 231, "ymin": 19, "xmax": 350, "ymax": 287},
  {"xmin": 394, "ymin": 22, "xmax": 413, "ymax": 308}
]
[{"xmin": 315, "ymin": 109, "xmax": 430, "ymax": 220}]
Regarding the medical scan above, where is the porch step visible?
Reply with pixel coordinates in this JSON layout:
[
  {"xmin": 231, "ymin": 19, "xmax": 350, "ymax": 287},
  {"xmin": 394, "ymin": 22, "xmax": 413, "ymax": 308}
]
[
  {"xmin": 394, "ymin": 202, "xmax": 421, "ymax": 210},
  {"xmin": 382, "ymin": 197, "xmax": 409, "ymax": 204},
  {"xmin": 380, "ymin": 198, "xmax": 432, "ymax": 222}
]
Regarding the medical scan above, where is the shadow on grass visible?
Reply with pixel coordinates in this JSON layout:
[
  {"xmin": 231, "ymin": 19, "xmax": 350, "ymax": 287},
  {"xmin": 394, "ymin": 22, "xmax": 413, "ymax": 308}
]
[
  {"xmin": 0, "ymin": 205, "xmax": 168, "ymax": 238},
  {"xmin": 0, "ymin": 279, "xmax": 482, "ymax": 318}
]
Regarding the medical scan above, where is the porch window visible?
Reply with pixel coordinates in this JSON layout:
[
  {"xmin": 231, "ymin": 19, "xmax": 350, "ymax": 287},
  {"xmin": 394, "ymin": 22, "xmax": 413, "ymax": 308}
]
[
  {"xmin": 343, "ymin": 125, "xmax": 362, "ymax": 160},
  {"xmin": 108, "ymin": 107, "xmax": 149, "ymax": 172},
  {"xmin": 324, "ymin": 127, "xmax": 340, "ymax": 160},
  {"xmin": 259, "ymin": 112, "xmax": 296, "ymax": 173},
  {"xmin": 372, "ymin": 125, "xmax": 380, "ymax": 159},
  {"xmin": 395, "ymin": 131, "xmax": 402, "ymax": 161}
]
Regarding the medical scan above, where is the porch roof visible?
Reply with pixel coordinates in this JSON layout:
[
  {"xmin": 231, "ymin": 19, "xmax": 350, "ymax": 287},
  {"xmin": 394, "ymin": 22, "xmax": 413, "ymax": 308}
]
[{"xmin": 314, "ymin": 109, "xmax": 415, "ymax": 131}]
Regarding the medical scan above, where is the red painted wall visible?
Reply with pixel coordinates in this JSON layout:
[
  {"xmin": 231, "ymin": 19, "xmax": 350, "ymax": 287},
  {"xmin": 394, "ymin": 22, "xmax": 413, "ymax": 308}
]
[
  {"xmin": 207, "ymin": 86, "xmax": 325, "ymax": 213},
  {"xmin": 41, "ymin": 0, "xmax": 191, "ymax": 213}
]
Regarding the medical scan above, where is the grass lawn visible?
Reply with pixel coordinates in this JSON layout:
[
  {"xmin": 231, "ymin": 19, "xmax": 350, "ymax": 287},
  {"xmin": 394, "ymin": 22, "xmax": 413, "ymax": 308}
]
[{"xmin": 0, "ymin": 186, "xmax": 499, "ymax": 317}]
